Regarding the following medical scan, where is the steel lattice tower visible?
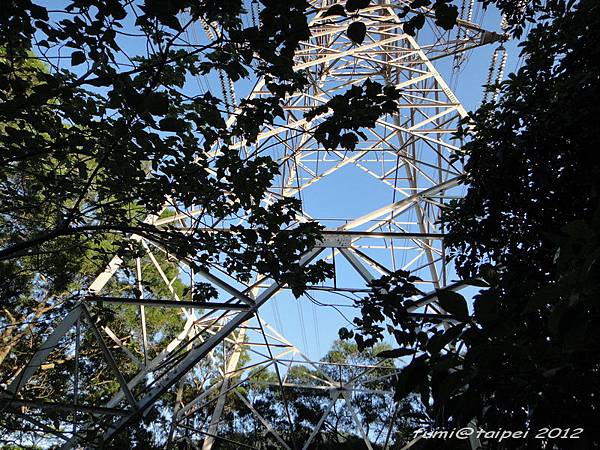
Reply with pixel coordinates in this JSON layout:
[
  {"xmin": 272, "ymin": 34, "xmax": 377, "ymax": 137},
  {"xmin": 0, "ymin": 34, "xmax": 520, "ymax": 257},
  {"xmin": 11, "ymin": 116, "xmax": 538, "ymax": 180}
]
[{"xmin": 2, "ymin": 2, "xmax": 505, "ymax": 448}]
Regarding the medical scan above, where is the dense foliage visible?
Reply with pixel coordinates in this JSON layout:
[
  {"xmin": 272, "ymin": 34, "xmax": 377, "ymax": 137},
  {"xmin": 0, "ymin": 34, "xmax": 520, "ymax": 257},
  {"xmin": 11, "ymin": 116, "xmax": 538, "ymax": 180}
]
[{"xmin": 347, "ymin": 0, "xmax": 600, "ymax": 448}]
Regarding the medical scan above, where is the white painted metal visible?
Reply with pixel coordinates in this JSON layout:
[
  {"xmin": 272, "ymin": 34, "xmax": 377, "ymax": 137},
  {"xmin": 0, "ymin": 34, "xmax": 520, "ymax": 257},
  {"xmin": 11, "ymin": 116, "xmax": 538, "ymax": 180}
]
[{"xmin": 4, "ymin": 2, "xmax": 504, "ymax": 448}]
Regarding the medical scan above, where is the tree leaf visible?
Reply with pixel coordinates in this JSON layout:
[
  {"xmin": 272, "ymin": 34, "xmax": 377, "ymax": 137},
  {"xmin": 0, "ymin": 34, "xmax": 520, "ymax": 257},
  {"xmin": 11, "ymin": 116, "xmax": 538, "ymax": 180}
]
[
  {"xmin": 70, "ymin": 50, "xmax": 85, "ymax": 66},
  {"xmin": 426, "ymin": 324, "xmax": 464, "ymax": 354},
  {"xmin": 323, "ymin": 4, "xmax": 346, "ymax": 17},
  {"xmin": 338, "ymin": 327, "xmax": 354, "ymax": 339},
  {"xmin": 160, "ymin": 15, "xmax": 182, "ymax": 31},
  {"xmin": 108, "ymin": 2, "xmax": 127, "ymax": 20},
  {"xmin": 434, "ymin": 3, "xmax": 459, "ymax": 31},
  {"xmin": 394, "ymin": 357, "xmax": 428, "ymax": 399},
  {"xmin": 347, "ymin": 21, "xmax": 367, "ymax": 44},
  {"xmin": 464, "ymin": 278, "xmax": 489, "ymax": 288},
  {"xmin": 346, "ymin": 0, "xmax": 371, "ymax": 12},
  {"xmin": 403, "ymin": 13, "xmax": 425, "ymax": 36},
  {"xmin": 146, "ymin": 93, "xmax": 170, "ymax": 116},
  {"xmin": 436, "ymin": 289, "xmax": 469, "ymax": 320},
  {"xmin": 410, "ymin": 0, "xmax": 431, "ymax": 7},
  {"xmin": 432, "ymin": 369, "xmax": 466, "ymax": 403},
  {"xmin": 524, "ymin": 284, "xmax": 563, "ymax": 313},
  {"xmin": 29, "ymin": 5, "xmax": 49, "ymax": 21},
  {"xmin": 339, "ymin": 132, "xmax": 359, "ymax": 150},
  {"xmin": 376, "ymin": 347, "xmax": 416, "ymax": 358},
  {"xmin": 479, "ymin": 264, "xmax": 499, "ymax": 284},
  {"xmin": 159, "ymin": 117, "xmax": 185, "ymax": 132},
  {"xmin": 473, "ymin": 290, "xmax": 497, "ymax": 322}
]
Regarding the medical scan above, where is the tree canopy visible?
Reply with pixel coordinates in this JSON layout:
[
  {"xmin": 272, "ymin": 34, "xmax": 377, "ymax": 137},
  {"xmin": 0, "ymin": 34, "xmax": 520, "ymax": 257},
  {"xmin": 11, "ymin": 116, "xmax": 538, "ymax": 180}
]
[{"xmin": 347, "ymin": 0, "xmax": 600, "ymax": 448}]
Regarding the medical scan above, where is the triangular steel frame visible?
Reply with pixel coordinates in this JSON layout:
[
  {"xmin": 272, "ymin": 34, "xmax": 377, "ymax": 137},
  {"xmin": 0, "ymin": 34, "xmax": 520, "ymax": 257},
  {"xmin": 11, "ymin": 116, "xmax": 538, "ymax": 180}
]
[{"xmin": 2, "ymin": 2, "xmax": 502, "ymax": 448}]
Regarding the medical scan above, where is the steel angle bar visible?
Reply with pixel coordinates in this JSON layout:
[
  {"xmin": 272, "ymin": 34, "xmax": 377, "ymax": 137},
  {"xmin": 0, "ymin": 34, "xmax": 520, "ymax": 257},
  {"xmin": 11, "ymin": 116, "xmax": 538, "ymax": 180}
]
[
  {"xmin": 101, "ymin": 325, "xmax": 142, "ymax": 369},
  {"xmin": 80, "ymin": 306, "xmax": 139, "ymax": 412},
  {"xmin": 4, "ymin": 306, "xmax": 82, "ymax": 397},
  {"xmin": 193, "ymin": 266, "xmax": 256, "ymax": 306},
  {"xmin": 342, "ymin": 391, "xmax": 375, "ymax": 450},
  {"xmin": 248, "ymin": 381, "xmax": 392, "ymax": 397},
  {"xmin": 177, "ymin": 423, "xmax": 259, "ymax": 449},
  {"xmin": 3, "ymin": 399, "xmax": 129, "ymax": 417},
  {"xmin": 339, "ymin": 247, "xmax": 376, "ymax": 283},
  {"xmin": 94, "ymin": 248, "xmax": 325, "ymax": 445},
  {"xmin": 83, "ymin": 295, "xmax": 249, "ymax": 311},
  {"xmin": 174, "ymin": 360, "xmax": 277, "ymax": 424},
  {"xmin": 339, "ymin": 176, "xmax": 461, "ymax": 231},
  {"xmin": 235, "ymin": 391, "xmax": 292, "ymax": 450},
  {"xmin": 301, "ymin": 392, "xmax": 339, "ymax": 450},
  {"xmin": 13, "ymin": 412, "xmax": 71, "ymax": 442},
  {"xmin": 202, "ymin": 328, "xmax": 248, "ymax": 450}
]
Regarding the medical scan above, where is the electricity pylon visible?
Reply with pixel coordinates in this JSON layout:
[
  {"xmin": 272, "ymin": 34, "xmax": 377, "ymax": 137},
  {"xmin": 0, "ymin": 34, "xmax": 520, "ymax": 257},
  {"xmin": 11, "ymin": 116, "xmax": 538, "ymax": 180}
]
[{"xmin": 2, "ymin": 2, "xmax": 504, "ymax": 448}]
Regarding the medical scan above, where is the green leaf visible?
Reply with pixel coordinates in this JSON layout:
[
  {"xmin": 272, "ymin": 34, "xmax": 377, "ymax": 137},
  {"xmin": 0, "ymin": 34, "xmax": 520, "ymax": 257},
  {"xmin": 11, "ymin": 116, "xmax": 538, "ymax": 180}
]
[
  {"xmin": 376, "ymin": 347, "xmax": 416, "ymax": 358},
  {"xmin": 347, "ymin": 21, "xmax": 367, "ymax": 45},
  {"xmin": 29, "ymin": 5, "xmax": 49, "ymax": 21},
  {"xmin": 346, "ymin": 0, "xmax": 371, "ymax": 12},
  {"xmin": 479, "ymin": 264, "xmax": 499, "ymax": 284},
  {"xmin": 338, "ymin": 327, "xmax": 354, "ymax": 339},
  {"xmin": 464, "ymin": 278, "xmax": 489, "ymax": 288},
  {"xmin": 108, "ymin": 3, "xmax": 127, "ymax": 20},
  {"xmin": 473, "ymin": 290, "xmax": 497, "ymax": 322},
  {"xmin": 323, "ymin": 4, "xmax": 346, "ymax": 17},
  {"xmin": 410, "ymin": 0, "xmax": 431, "ymax": 7},
  {"xmin": 394, "ymin": 357, "xmax": 428, "ymax": 399},
  {"xmin": 159, "ymin": 117, "xmax": 185, "ymax": 132},
  {"xmin": 434, "ymin": 3, "xmax": 459, "ymax": 31},
  {"xmin": 71, "ymin": 51, "xmax": 85, "ymax": 66},
  {"xmin": 134, "ymin": 14, "xmax": 148, "ymax": 27},
  {"xmin": 426, "ymin": 324, "xmax": 464, "ymax": 354},
  {"xmin": 436, "ymin": 289, "xmax": 469, "ymax": 320},
  {"xmin": 548, "ymin": 302, "xmax": 568, "ymax": 334},
  {"xmin": 562, "ymin": 220, "xmax": 590, "ymax": 239},
  {"xmin": 146, "ymin": 93, "xmax": 170, "ymax": 116},
  {"xmin": 524, "ymin": 284, "xmax": 565, "ymax": 313},
  {"xmin": 339, "ymin": 132, "xmax": 359, "ymax": 150},
  {"xmin": 432, "ymin": 370, "xmax": 466, "ymax": 402},
  {"xmin": 160, "ymin": 15, "xmax": 182, "ymax": 31},
  {"xmin": 403, "ymin": 13, "xmax": 425, "ymax": 36}
]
